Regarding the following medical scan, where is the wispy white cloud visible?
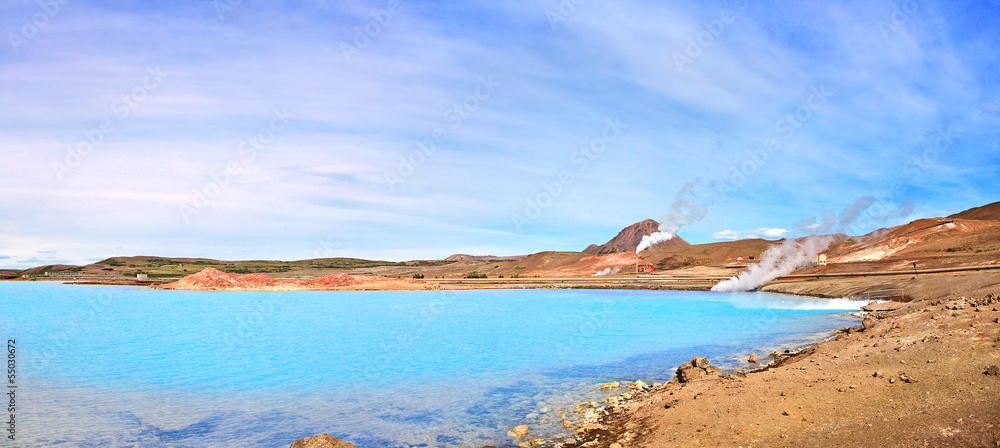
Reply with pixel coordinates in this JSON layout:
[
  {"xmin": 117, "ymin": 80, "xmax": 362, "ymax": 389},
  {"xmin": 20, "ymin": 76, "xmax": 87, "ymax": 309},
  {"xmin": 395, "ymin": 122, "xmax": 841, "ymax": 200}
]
[
  {"xmin": 712, "ymin": 228, "xmax": 790, "ymax": 241},
  {"xmin": 0, "ymin": 1, "xmax": 997, "ymax": 268}
]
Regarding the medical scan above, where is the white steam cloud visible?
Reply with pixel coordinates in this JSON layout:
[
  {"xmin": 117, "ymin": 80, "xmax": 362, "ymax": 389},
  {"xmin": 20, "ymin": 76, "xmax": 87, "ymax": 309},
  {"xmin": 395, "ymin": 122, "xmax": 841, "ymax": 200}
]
[
  {"xmin": 636, "ymin": 182, "xmax": 707, "ymax": 253},
  {"xmin": 593, "ymin": 267, "xmax": 621, "ymax": 276},
  {"xmin": 711, "ymin": 235, "xmax": 834, "ymax": 292}
]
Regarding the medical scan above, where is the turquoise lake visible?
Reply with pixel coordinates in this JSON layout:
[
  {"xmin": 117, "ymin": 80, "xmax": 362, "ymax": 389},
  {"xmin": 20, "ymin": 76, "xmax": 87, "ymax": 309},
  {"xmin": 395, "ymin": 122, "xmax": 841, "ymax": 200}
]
[{"xmin": 0, "ymin": 282, "xmax": 864, "ymax": 447}]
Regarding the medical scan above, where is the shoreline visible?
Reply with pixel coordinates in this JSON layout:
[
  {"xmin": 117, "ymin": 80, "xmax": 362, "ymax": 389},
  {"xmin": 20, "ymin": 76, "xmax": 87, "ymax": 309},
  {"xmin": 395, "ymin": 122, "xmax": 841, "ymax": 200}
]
[
  {"xmin": 561, "ymin": 274, "xmax": 1000, "ymax": 448},
  {"xmin": 11, "ymin": 270, "xmax": 1000, "ymax": 447},
  {"xmin": 491, "ymin": 310, "xmax": 865, "ymax": 448}
]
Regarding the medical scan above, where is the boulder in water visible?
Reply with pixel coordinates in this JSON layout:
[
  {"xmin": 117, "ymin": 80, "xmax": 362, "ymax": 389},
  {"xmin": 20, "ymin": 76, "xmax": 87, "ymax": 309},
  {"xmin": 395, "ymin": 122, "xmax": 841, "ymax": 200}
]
[
  {"xmin": 508, "ymin": 425, "xmax": 530, "ymax": 438},
  {"xmin": 289, "ymin": 434, "xmax": 357, "ymax": 448}
]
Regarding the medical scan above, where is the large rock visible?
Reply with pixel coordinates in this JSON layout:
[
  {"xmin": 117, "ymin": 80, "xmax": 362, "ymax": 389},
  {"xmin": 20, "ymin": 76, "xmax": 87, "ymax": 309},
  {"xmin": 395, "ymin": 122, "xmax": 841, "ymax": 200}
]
[
  {"xmin": 861, "ymin": 301, "xmax": 906, "ymax": 312},
  {"xmin": 508, "ymin": 425, "xmax": 530, "ymax": 438},
  {"xmin": 862, "ymin": 317, "xmax": 875, "ymax": 331},
  {"xmin": 290, "ymin": 434, "xmax": 357, "ymax": 448},
  {"xmin": 675, "ymin": 356, "xmax": 722, "ymax": 383},
  {"xmin": 677, "ymin": 366, "xmax": 706, "ymax": 382}
]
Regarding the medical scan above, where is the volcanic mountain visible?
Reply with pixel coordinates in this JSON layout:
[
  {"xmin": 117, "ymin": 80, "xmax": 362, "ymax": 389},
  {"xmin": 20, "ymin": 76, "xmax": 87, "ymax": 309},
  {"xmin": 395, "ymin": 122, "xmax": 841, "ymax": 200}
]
[
  {"xmin": 583, "ymin": 219, "xmax": 689, "ymax": 254},
  {"xmin": 947, "ymin": 200, "xmax": 1000, "ymax": 221}
]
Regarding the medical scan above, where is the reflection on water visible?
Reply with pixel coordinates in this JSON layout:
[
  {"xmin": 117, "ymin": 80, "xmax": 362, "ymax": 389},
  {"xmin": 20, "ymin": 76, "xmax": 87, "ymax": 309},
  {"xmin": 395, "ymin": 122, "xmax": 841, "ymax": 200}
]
[{"xmin": 0, "ymin": 283, "xmax": 859, "ymax": 447}]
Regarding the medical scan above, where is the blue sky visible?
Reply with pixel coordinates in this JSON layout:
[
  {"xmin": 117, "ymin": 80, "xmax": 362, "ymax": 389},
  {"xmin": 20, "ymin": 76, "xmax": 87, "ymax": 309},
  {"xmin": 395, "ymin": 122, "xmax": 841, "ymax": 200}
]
[{"xmin": 1, "ymin": 0, "xmax": 998, "ymax": 268}]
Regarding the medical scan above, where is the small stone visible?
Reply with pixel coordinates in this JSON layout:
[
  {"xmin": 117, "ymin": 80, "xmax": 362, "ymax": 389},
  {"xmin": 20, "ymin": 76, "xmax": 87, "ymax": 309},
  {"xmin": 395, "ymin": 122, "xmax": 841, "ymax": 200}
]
[
  {"xmin": 900, "ymin": 374, "xmax": 917, "ymax": 383},
  {"xmin": 985, "ymin": 365, "xmax": 1000, "ymax": 376},
  {"xmin": 529, "ymin": 439, "xmax": 545, "ymax": 447},
  {"xmin": 633, "ymin": 380, "xmax": 649, "ymax": 390},
  {"xmin": 748, "ymin": 353, "xmax": 758, "ymax": 363},
  {"xmin": 782, "ymin": 411, "xmax": 789, "ymax": 416},
  {"xmin": 889, "ymin": 377, "xmax": 896, "ymax": 384},
  {"xmin": 508, "ymin": 425, "xmax": 530, "ymax": 438},
  {"xmin": 692, "ymin": 356, "xmax": 711, "ymax": 368},
  {"xmin": 563, "ymin": 420, "xmax": 574, "ymax": 429},
  {"xmin": 862, "ymin": 317, "xmax": 875, "ymax": 331},
  {"xmin": 609, "ymin": 443, "xmax": 622, "ymax": 448}
]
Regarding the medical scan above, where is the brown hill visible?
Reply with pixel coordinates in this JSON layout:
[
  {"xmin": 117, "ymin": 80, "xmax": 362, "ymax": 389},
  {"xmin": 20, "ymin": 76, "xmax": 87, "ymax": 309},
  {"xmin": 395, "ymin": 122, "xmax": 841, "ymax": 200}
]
[
  {"xmin": 22, "ymin": 264, "xmax": 78, "ymax": 275},
  {"xmin": 947, "ymin": 201, "xmax": 1000, "ymax": 221},
  {"xmin": 584, "ymin": 219, "xmax": 689, "ymax": 254},
  {"xmin": 443, "ymin": 254, "xmax": 523, "ymax": 262},
  {"xmin": 641, "ymin": 239, "xmax": 780, "ymax": 269},
  {"xmin": 159, "ymin": 268, "xmax": 432, "ymax": 291},
  {"xmin": 511, "ymin": 252, "xmax": 594, "ymax": 272},
  {"xmin": 825, "ymin": 217, "xmax": 1000, "ymax": 264}
]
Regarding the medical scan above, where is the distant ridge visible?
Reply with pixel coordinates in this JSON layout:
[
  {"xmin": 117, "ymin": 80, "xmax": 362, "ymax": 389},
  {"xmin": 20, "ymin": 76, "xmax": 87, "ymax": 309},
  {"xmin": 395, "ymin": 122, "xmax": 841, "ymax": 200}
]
[
  {"xmin": 947, "ymin": 201, "xmax": 1000, "ymax": 221},
  {"xmin": 583, "ymin": 219, "xmax": 689, "ymax": 255},
  {"xmin": 444, "ymin": 254, "xmax": 523, "ymax": 262}
]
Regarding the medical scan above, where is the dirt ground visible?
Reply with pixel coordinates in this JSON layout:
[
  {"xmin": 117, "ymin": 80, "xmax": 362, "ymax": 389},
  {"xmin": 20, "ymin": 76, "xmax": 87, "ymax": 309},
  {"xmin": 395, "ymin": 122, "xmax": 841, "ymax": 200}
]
[{"xmin": 572, "ymin": 272, "xmax": 1000, "ymax": 448}]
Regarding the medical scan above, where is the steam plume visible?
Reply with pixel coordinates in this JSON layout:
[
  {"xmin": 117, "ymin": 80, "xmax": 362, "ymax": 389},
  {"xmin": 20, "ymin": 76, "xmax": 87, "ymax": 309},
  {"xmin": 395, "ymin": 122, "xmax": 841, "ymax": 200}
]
[
  {"xmin": 711, "ymin": 235, "xmax": 834, "ymax": 292},
  {"xmin": 636, "ymin": 182, "xmax": 707, "ymax": 253},
  {"xmin": 592, "ymin": 267, "xmax": 622, "ymax": 276}
]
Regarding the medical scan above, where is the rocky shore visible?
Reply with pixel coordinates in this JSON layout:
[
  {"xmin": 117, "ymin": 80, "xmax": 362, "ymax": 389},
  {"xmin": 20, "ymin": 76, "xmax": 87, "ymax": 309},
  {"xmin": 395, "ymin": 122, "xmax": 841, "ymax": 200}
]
[
  {"xmin": 559, "ymin": 293, "xmax": 1000, "ymax": 448},
  {"xmin": 285, "ymin": 271, "xmax": 999, "ymax": 448}
]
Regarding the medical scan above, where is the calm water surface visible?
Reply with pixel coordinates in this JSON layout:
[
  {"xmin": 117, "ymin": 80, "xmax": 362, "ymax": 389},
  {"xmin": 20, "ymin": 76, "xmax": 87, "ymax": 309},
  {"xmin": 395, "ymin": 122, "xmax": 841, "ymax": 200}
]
[{"xmin": 0, "ymin": 282, "xmax": 863, "ymax": 447}]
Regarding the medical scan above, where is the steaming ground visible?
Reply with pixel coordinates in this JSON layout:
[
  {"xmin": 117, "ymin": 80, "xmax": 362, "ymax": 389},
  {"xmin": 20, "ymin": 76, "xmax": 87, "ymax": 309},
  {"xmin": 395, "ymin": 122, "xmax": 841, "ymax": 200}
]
[{"xmin": 711, "ymin": 235, "xmax": 834, "ymax": 292}]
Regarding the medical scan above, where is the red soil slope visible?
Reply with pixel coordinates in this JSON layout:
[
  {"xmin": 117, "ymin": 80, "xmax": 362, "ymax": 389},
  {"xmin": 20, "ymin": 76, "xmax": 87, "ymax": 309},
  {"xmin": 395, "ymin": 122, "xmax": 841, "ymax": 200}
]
[{"xmin": 159, "ymin": 268, "xmax": 433, "ymax": 291}]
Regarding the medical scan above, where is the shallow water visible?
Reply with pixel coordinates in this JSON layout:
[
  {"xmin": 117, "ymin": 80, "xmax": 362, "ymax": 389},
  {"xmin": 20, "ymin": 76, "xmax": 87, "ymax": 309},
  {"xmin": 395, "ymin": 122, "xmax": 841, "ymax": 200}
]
[{"xmin": 0, "ymin": 282, "xmax": 862, "ymax": 447}]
